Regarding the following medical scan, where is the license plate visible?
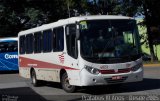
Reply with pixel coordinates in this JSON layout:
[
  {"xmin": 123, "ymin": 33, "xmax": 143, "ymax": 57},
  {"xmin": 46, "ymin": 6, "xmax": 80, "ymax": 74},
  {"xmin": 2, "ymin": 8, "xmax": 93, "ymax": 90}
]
[{"xmin": 112, "ymin": 76, "xmax": 122, "ymax": 80}]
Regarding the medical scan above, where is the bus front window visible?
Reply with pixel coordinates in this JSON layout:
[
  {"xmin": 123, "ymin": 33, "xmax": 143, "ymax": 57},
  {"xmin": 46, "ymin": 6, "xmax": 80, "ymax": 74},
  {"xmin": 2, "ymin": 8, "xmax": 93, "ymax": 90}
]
[
  {"xmin": 80, "ymin": 20, "xmax": 141, "ymax": 63},
  {"xmin": 0, "ymin": 41, "xmax": 18, "ymax": 53}
]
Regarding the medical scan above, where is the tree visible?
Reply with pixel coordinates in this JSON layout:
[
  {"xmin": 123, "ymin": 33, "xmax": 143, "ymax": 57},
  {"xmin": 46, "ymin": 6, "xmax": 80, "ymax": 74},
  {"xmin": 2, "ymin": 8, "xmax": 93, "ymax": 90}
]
[
  {"xmin": 0, "ymin": 0, "xmax": 31, "ymax": 37},
  {"xmin": 1, "ymin": 0, "xmax": 160, "ymax": 62},
  {"xmin": 0, "ymin": 0, "xmax": 89, "ymax": 37},
  {"xmin": 86, "ymin": 0, "xmax": 142, "ymax": 16},
  {"xmin": 142, "ymin": 0, "xmax": 160, "ymax": 61}
]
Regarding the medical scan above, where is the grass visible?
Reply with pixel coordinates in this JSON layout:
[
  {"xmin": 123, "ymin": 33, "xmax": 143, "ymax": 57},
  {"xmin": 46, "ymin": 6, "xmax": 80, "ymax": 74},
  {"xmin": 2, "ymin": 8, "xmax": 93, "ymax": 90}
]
[{"xmin": 143, "ymin": 61, "xmax": 160, "ymax": 64}]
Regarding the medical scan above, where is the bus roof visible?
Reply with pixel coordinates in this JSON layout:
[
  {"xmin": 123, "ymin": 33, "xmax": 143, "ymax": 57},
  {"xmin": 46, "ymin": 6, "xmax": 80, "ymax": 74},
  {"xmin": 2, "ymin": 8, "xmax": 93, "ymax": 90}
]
[
  {"xmin": 18, "ymin": 15, "xmax": 134, "ymax": 36},
  {"xmin": 0, "ymin": 37, "xmax": 17, "ymax": 42}
]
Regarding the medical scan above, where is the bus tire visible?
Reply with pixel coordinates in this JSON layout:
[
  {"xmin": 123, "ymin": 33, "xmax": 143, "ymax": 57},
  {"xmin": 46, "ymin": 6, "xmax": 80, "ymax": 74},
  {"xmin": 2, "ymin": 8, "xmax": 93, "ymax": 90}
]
[
  {"xmin": 61, "ymin": 72, "xmax": 76, "ymax": 93},
  {"xmin": 31, "ymin": 69, "xmax": 39, "ymax": 87}
]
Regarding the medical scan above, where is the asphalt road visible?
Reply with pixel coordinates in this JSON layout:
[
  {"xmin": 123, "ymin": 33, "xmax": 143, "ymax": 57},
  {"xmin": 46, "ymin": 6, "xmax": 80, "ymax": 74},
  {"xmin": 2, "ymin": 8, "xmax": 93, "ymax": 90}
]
[{"xmin": 0, "ymin": 66, "xmax": 160, "ymax": 101}]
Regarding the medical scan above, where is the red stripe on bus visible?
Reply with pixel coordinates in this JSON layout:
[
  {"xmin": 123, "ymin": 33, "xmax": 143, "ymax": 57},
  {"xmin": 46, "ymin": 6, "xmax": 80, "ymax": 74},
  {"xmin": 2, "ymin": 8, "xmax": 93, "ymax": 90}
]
[{"xmin": 19, "ymin": 56, "xmax": 79, "ymax": 70}]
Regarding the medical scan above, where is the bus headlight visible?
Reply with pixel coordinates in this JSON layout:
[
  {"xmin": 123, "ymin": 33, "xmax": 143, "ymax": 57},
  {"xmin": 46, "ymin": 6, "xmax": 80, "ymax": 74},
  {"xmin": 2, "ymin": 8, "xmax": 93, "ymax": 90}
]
[
  {"xmin": 131, "ymin": 63, "xmax": 143, "ymax": 71},
  {"xmin": 85, "ymin": 66, "xmax": 100, "ymax": 75}
]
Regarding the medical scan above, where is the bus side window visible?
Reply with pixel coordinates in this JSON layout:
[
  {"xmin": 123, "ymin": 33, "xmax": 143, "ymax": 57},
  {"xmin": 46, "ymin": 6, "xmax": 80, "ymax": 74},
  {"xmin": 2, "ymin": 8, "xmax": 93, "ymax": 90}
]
[
  {"xmin": 19, "ymin": 35, "xmax": 26, "ymax": 54},
  {"xmin": 53, "ymin": 27, "xmax": 64, "ymax": 52},
  {"xmin": 66, "ymin": 24, "xmax": 78, "ymax": 59},
  {"xmin": 26, "ymin": 34, "xmax": 34, "ymax": 54},
  {"xmin": 42, "ymin": 29, "xmax": 52, "ymax": 52},
  {"xmin": 8, "ymin": 41, "xmax": 17, "ymax": 52},
  {"xmin": 34, "ymin": 32, "xmax": 42, "ymax": 53}
]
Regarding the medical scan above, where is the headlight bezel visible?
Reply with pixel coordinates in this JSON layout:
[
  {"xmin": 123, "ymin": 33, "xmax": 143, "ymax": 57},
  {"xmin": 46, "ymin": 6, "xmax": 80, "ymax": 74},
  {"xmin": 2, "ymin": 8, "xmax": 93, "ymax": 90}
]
[
  {"xmin": 131, "ymin": 63, "xmax": 143, "ymax": 71},
  {"xmin": 84, "ymin": 65, "xmax": 100, "ymax": 75}
]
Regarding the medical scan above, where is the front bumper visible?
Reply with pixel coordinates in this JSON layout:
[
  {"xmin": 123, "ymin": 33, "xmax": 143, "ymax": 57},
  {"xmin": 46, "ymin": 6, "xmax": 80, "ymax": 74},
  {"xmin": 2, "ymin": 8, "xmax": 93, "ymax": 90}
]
[{"xmin": 80, "ymin": 67, "xmax": 143, "ymax": 86}]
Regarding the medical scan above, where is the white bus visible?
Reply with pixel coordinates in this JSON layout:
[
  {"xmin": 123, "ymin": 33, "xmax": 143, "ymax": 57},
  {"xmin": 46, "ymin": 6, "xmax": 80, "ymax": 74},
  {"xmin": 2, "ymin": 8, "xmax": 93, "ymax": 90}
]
[{"xmin": 18, "ymin": 15, "xmax": 143, "ymax": 93}]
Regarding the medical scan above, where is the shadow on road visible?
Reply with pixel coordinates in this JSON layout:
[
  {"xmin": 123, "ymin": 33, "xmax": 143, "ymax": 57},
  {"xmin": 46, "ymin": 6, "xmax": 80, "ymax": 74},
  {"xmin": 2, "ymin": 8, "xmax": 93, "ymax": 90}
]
[
  {"xmin": 78, "ymin": 78, "xmax": 160, "ymax": 95},
  {"xmin": 41, "ymin": 78, "xmax": 160, "ymax": 95},
  {"xmin": 0, "ymin": 71, "xmax": 19, "ymax": 74},
  {"xmin": 40, "ymin": 82, "xmax": 62, "ymax": 89},
  {"xmin": 0, "ymin": 87, "xmax": 47, "ymax": 101}
]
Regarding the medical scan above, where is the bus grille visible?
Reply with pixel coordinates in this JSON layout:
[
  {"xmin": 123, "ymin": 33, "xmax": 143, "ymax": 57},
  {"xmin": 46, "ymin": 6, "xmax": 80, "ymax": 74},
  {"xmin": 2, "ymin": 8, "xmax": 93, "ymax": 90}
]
[
  {"xmin": 100, "ymin": 68, "xmax": 130, "ymax": 74},
  {"xmin": 104, "ymin": 76, "xmax": 128, "ymax": 84}
]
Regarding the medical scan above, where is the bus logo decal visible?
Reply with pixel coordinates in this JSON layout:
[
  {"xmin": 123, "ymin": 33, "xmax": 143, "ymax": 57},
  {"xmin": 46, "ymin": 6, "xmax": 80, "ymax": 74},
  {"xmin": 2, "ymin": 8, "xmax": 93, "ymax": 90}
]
[
  {"xmin": 58, "ymin": 53, "xmax": 64, "ymax": 64},
  {"xmin": 5, "ymin": 54, "xmax": 18, "ymax": 59}
]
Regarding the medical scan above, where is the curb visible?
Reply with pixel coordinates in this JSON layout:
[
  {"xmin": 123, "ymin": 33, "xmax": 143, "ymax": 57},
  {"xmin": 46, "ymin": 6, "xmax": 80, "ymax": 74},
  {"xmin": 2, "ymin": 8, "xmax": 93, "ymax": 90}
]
[{"xmin": 143, "ymin": 64, "xmax": 160, "ymax": 67}]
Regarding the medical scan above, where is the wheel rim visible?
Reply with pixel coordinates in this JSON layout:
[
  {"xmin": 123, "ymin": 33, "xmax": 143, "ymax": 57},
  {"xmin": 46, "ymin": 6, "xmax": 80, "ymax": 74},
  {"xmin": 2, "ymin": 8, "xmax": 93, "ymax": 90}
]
[
  {"xmin": 32, "ymin": 72, "xmax": 36, "ymax": 84},
  {"xmin": 64, "ymin": 77, "xmax": 72, "ymax": 89}
]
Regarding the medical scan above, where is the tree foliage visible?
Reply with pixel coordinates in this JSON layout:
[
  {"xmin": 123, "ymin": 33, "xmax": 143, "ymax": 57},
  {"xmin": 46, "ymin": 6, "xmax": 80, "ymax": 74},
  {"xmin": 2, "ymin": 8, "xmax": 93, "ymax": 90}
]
[
  {"xmin": 142, "ymin": 0, "xmax": 160, "ymax": 61},
  {"xmin": 0, "ymin": 0, "xmax": 160, "ymax": 61},
  {"xmin": 0, "ymin": 0, "xmax": 88, "ymax": 37},
  {"xmin": 0, "ymin": 0, "xmax": 143, "ymax": 37}
]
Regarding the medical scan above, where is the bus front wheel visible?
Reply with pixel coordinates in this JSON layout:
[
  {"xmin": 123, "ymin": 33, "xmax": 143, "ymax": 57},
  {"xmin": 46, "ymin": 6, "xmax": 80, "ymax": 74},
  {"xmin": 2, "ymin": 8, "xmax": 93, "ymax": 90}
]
[
  {"xmin": 31, "ymin": 69, "xmax": 39, "ymax": 87},
  {"xmin": 61, "ymin": 72, "xmax": 76, "ymax": 93}
]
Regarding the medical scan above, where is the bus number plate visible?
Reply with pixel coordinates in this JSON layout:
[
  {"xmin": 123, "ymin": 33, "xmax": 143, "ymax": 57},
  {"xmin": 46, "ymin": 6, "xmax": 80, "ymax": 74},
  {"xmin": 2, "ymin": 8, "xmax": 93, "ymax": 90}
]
[{"xmin": 112, "ymin": 76, "xmax": 122, "ymax": 80}]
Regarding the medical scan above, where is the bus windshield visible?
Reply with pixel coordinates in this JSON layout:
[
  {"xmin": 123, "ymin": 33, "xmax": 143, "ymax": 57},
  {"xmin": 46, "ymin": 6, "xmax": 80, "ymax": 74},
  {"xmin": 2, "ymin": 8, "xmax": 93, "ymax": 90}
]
[
  {"xmin": 0, "ymin": 41, "xmax": 18, "ymax": 53},
  {"xmin": 80, "ymin": 20, "xmax": 141, "ymax": 63}
]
